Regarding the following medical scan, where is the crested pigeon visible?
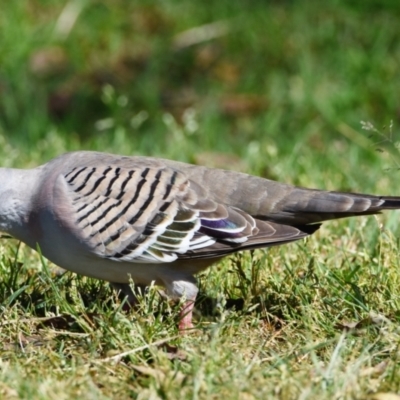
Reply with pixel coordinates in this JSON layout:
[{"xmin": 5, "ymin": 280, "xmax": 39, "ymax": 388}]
[{"xmin": 1, "ymin": 150, "xmax": 399, "ymax": 330}]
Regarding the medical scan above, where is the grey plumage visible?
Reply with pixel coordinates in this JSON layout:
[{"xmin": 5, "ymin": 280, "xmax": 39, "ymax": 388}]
[{"xmin": 1, "ymin": 150, "xmax": 399, "ymax": 330}]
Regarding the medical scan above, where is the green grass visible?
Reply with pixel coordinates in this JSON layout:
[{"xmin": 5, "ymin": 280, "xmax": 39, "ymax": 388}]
[{"xmin": 1, "ymin": 0, "xmax": 400, "ymax": 398}]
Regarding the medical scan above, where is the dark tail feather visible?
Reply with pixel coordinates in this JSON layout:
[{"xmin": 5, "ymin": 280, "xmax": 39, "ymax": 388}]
[
  {"xmin": 266, "ymin": 190, "xmax": 400, "ymax": 225},
  {"xmin": 380, "ymin": 196, "xmax": 400, "ymax": 209}
]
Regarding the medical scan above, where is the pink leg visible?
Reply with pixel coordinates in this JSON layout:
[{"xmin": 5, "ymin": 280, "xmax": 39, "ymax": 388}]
[
  {"xmin": 161, "ymin": 277, "xmax": 198, "ymax": 332},
  {"xmin": 178, "ymin": 300, "xmax": 195, "ymax": 332}
]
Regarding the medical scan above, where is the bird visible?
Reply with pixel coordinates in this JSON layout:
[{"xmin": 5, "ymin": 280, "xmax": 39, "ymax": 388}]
[{"xmin": 0, "ymin": 150, "xmax": 399, "ymax": 331}]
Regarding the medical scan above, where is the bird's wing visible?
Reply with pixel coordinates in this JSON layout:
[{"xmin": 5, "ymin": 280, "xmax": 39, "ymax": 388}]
[{"xmin": 54, "ymin": 162, "xmax": 316, "ymax": 263}]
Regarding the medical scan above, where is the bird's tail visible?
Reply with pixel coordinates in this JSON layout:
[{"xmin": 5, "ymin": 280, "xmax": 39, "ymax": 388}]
[{"xmin": 263, "ymin": 189, "xmax": 400, "ymax": 225}]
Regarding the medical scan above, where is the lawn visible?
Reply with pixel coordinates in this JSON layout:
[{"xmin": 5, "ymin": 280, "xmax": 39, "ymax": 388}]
[{"xmin": 1, "ymin": 1, "xmax": 400, "ymax": 399}]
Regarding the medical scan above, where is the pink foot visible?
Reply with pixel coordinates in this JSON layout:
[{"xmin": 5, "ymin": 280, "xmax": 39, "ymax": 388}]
[{"xmin": 178, "ymin": 300, "xmax": 195, "ymax": 332}]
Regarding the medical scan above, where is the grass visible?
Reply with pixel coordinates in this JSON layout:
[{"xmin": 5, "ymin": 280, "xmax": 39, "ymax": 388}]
[{"xmin": 1, "ymin": 0, "xmax": 400, "ymax": 398}]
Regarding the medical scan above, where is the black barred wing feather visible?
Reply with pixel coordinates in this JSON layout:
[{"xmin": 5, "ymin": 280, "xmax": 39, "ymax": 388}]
[
  {"xmin": 180, "ymin": 220, "xmax": 320, "ymax": 259},
  {"xmin": 61, "ymin": 164, "xmax": 263, "ymax": 263}
]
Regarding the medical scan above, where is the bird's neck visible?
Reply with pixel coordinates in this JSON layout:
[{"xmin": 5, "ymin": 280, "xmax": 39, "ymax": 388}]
[{"xmin": 0, "ymin": 167, "xmax": 43, "ymax": 243}]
